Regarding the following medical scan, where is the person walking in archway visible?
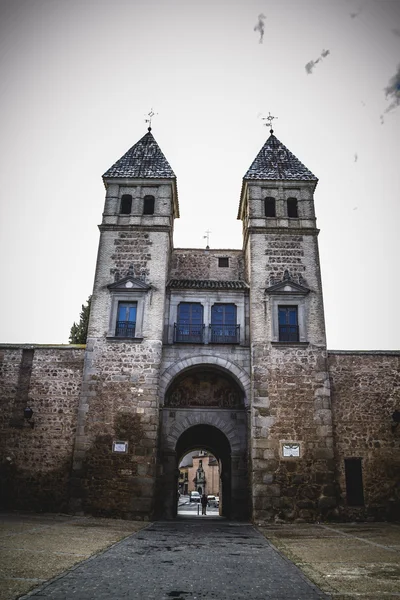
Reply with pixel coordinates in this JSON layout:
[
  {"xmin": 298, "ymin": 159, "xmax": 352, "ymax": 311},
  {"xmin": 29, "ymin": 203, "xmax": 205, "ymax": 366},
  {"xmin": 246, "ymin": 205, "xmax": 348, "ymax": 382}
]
[{"xmin": 201, "ymin": 493, "xmax": 208, "ymax": 515}]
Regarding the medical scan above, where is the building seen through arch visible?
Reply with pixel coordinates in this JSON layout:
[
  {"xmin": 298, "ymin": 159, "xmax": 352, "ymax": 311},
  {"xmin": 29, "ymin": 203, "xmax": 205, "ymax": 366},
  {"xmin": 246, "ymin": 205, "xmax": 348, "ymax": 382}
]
[
  {"xmin": 0, "ymin": 127, "xmax": 399, "ymax": 522},
  {"xmin": 179, "ymin": 450, "xmax": 220, "ymax": 498}
]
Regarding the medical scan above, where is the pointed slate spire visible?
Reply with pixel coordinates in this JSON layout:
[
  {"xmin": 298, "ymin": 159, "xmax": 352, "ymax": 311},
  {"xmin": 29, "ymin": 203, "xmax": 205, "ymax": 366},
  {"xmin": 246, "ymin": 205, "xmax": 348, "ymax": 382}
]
[
  {"xmin": 244, "ymin": 133, "xmax": 317, "ymax": 181},
  {"xmin": 103, "ymin": 129, "xmax": 175, "ymax": 179}
]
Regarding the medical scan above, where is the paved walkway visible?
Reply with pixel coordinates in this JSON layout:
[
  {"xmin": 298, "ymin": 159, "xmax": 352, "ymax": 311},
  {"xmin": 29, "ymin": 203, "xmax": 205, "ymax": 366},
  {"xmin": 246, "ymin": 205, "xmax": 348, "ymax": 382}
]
[{"xmin": 19, "ymin": 519, "xmax": 327, "ymax": 599}]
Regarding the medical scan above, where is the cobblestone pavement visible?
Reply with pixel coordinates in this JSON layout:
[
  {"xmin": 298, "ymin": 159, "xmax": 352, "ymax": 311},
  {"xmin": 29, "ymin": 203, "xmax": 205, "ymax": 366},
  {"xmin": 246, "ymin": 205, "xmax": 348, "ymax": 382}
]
[{"xmin": 18, "ymin": 519, "xmax": 327, "ymax": 600}]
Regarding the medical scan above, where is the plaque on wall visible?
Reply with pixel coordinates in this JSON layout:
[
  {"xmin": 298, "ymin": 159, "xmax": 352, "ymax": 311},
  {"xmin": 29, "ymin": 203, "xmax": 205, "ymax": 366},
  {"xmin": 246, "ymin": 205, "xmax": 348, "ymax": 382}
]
[
  {"xmin": 112, "ymin": 441, "xmax": 128, "ymax": 453},
  {"xmin": 282, "ymin": 443, "xmax": 300, "ymax": 457}
]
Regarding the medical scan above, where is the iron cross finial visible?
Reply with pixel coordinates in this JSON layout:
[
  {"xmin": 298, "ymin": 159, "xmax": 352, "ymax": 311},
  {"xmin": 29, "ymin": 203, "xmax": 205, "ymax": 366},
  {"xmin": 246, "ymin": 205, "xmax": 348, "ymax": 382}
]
[
  {"xmin": 145, "ymin": 109, "xmax": 157, "ymax": 131},
  {"xmin": 262, "ymin": 112, "xmax": 278, "ymax": 134},
  {"xmin": 203, "ymin": 229, "xmax": 212, "ymax": 249}
]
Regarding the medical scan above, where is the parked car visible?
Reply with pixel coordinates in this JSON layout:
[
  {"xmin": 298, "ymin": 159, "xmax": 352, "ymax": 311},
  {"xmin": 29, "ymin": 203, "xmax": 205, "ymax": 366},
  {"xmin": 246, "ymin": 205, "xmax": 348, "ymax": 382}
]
[
  {"xmin": 207, "ymin": 495, "xmax": 219, "ymax": 508},
  {"xmin": 189, "ymin": 491, "xmax": 201, "ymax": 503}
]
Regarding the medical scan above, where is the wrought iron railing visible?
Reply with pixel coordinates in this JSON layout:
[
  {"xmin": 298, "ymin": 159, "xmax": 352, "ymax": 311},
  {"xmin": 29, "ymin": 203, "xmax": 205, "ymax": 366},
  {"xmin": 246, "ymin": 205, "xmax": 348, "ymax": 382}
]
[
  {"xmin": 115, "ymin": 320, "xmax": 136, "ymax": 338},
  {"xmin": 174, "ymin": 323, "xmax": 205, "ymax": 343},
  {"xmin": 279, "ymin": 324, "xmax": 299, "ymax": 342},
  {"xmin": 209, "ymin": 324, "xmax": 240, "ymax": 344}
]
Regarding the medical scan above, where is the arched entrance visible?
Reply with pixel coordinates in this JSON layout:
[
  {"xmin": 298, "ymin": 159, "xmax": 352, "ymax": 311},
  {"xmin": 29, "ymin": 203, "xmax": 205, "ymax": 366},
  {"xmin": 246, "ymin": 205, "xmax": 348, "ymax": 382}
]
[
  {"xmin": 156, "ymin": 366, "xmax": 250, "ymax": 520},
  {"xmin": 176, "ymin": 424, "xmax": 231, "ymax": 517}
]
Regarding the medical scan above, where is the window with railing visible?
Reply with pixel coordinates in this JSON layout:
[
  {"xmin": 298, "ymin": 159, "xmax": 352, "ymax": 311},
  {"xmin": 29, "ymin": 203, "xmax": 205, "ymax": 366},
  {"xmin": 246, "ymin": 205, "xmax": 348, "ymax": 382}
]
[
  {"xmin": 115, "ymin": 302, "xmax": 137, "ymax": 337},
  {"xmin": 174, "ymin": 302, "xmax": 204, "ymax": 343},
  {"xmin": 210, "ymin": 303, "xmax": 239, "ymax": 343},
  {"xmin": 278, "ymin": 305, "xmax": 299, "ymax": 342}
]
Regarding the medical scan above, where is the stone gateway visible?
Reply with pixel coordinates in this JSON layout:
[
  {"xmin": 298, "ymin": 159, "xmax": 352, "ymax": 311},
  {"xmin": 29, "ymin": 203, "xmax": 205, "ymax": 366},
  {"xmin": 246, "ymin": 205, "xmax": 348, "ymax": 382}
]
[{"xmin": 1, "ymin": 128, "xmax": 399, "ymax": 522}]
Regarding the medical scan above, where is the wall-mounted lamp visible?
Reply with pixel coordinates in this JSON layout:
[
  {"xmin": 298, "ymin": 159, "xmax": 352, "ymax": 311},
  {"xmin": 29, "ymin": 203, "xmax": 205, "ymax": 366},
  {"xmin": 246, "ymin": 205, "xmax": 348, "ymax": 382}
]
[
  {"xmin": 391, "ymin": 410, "xmax": 400, "ymax": 433},
  {"xmin": 23, "ymin": 407, "xmax": 34, "ymax": 429}
]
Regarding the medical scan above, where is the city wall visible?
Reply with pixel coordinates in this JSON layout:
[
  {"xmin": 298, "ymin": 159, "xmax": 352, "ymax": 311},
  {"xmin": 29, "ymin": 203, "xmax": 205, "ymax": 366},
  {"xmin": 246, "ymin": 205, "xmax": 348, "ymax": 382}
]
[{"xmin": 1, "ymin": 344, "xmax": 399, "ymax": 520}]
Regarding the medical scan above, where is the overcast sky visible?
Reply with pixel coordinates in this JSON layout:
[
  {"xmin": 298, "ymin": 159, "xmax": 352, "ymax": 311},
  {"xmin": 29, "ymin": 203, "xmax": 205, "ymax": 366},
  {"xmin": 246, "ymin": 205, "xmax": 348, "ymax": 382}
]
[{"xmin": 0, "ymin": 0, "xmax": 399, "ymax": 350}]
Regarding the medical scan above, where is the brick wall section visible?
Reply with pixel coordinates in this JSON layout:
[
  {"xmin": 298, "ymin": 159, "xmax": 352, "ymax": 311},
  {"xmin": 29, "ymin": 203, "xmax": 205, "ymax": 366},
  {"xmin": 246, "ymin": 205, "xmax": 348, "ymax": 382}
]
[
  {"xmin": 169, "ymin": 249, "xmax": 244, "ymax": 281},
  {"xmin": 265, "ymin": 235, "xmax": 305, "ymax": 284},
  {"xmin": 0, "ymin": 345, "xmax": 84, "ymax": 511},
  {"xmin": 329, "ymin": 351, "xmax": 400, "ymax": 520},
  {"xmin": 112, "ymin": 231, "xmax": 153, "ymax": 280}
]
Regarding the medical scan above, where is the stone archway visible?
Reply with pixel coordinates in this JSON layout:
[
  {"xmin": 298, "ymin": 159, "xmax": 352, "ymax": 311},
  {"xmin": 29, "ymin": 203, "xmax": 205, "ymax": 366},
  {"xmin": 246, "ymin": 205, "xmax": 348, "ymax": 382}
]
[
  {"xmin": 158, "ymin": 355, "xmax": 251, "ymax": 406},
  {"xmin": 156, "ymin": 366, "xmax": 250, "ymax": 520},
  {"xmin": 176, "ymin": 424, "xmax": 232, "ymax": 517}
]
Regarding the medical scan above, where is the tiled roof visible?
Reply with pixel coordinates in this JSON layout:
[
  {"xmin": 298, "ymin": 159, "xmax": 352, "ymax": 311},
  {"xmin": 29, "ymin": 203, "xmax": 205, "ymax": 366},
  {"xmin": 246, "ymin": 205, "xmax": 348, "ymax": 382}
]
[
  {"xmin": 167, "ymin": 279, "xmax": 249, "ymax": 290},
  {"xmin": 103, "ymin": 130, "xmax": 175, "ymax": 179},
  {"xmin": 244, "ymin": 133, "xmax": 317, "ymax": 181}
]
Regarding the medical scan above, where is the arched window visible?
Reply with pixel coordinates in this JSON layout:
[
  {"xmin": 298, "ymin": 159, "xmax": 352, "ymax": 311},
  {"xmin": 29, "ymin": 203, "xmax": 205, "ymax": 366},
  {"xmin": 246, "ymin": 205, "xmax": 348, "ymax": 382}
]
[
  {"xmin": 287, "ymin": 197, "xmax": 298, "ymax": 218},
  {"xmin": 264, "ymin": 197, "xmax": 276, "ymax": 217},
  {"xmin": 143, "ymin": 195, "xmax": 155, "ymax": 215},
  {"xmin": 120, "ymin": 194, "xmax": 132, "ymax": 215}
]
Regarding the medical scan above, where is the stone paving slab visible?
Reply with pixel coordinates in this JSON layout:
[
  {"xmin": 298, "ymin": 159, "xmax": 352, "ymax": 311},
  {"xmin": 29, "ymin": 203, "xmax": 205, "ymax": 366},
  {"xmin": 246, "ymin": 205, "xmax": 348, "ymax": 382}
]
[{"xmin": 19, "ymin": 520, "xmax": 328, "ymax": 599}]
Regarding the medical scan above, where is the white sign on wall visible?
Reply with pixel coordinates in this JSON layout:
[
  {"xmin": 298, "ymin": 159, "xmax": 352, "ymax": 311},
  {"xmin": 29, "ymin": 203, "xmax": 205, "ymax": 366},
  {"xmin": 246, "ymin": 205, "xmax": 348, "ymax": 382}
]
[
  {"xmin": 112, "ymin": 441, "xmax": 128, "ymax": 453},
  {"xmin": 282, "ymin": 443, "xmax": 300, "ymax": 457}
]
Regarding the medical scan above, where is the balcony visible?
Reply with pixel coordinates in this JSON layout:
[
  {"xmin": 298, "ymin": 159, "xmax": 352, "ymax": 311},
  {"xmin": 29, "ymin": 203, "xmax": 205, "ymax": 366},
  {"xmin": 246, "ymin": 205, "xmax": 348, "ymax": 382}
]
[
  {"xmin": 174, "ymin": 323, "xmax": 205, "ymax": 343},
  {"xmin": 209, "ymin": 324, "xmax": 240, "ymax": 344},
  {"xmin": 173, "ymin": 323, "xmax": 240, "ymax": 344},
  {"xmin": 116, "ymin": 320, "xmax": 136, "ymax": 338},
  {"xmin": 279, "ymin": 324, "xmax": 299, "ymax": 342}
]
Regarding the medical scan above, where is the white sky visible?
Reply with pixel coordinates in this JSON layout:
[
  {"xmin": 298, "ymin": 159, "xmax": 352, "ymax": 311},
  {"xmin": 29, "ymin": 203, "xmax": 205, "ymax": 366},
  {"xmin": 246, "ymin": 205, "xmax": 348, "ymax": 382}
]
[{"xmin": 0, "ymin": 0, "xmax": 399, "ymax": 350}]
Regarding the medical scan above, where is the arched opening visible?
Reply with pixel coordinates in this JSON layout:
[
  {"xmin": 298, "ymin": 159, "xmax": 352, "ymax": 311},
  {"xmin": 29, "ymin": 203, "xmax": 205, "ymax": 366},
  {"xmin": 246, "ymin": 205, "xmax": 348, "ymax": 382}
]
[
  {"xmin": 175, "ymin": 425, "xmax": 231, "ymax": 518},
  {"xmin": 178, "ymin": 449, "xmax": 220, "ymax": 516},
  {"xmin": 156, "ymin": 365, "xmax": 250, "ymax": 521}
]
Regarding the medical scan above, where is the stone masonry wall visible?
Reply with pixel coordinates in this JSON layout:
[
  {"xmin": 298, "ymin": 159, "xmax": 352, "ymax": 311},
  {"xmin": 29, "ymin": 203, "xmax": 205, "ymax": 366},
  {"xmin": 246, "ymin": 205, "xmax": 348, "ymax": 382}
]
[
  {"xmin": 169, "ymin": 249, "xmax": 244, "ymax": 281},
  {"xmin": 329, "ymin": 351, "xmax": 400, "ymax": 520},
  {"xmin": 72, "ymin": 208, "xmax": 173, "ymax": 518},
  {"xmin": 246, "ymin": 214, "xmax": 333, "ymax": 521},
  {"xmin": 252, "ymin": 344, "xmax": 334, "ymax": 521},
  {"xmin": 0, "ymin": 345, "xmax": 84, "ymax": 511},
  {"xmin": 70, "ymin": 338, "xmax": 162, "ymax": 519}
]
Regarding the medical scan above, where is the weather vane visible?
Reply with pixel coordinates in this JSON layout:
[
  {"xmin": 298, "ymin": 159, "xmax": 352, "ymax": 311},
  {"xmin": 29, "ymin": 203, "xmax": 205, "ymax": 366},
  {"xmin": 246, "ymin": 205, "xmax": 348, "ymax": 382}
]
[
  {"xmin": 203, "ymin": 229, "xmax": 211, "ymax": 249},
  {"xmin": 262, "ymin": 112, "xmax": 278, "ymax": 134},
  {"xmin": 145, "ymin": 109, "xmax": 157, "ymax": 131}
]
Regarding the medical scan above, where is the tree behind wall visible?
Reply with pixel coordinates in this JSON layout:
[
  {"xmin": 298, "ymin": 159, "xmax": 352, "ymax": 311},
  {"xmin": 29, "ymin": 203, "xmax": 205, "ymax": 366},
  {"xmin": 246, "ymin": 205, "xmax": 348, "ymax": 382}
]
[{"xmin": 69, "ymin": 296, "xmax": 92, "ymax": 344}]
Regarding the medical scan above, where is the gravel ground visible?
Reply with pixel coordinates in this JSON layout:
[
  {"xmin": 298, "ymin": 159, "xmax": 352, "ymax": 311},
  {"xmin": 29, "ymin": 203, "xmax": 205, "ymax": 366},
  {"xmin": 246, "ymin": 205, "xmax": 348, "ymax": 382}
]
[
  {"xmin": 257, "ymin": 521, "xmax": 400, "ymax": 599},
  {"xmin": 0, "ymin": 512, "xmax": 148, "ymax": 600}
]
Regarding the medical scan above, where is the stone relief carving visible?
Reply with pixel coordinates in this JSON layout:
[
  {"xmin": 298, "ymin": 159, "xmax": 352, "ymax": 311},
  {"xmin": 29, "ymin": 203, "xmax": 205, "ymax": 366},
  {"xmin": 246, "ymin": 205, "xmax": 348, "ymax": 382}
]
[{"xmin": 166, "ymin": 372, "xmax": 242, "ymax": 408}]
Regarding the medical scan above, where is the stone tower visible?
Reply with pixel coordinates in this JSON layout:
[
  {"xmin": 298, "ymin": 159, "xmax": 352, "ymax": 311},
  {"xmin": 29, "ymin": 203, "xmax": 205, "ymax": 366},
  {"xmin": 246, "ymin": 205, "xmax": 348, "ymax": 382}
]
[
  {"xmin": 70, "ymin": 129, "xmax": 178, "ymax": 518},
  {"xmin": 238, "ymin": 129, "xmax": 336, "ymax": 521}
]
